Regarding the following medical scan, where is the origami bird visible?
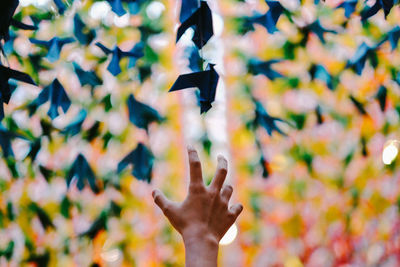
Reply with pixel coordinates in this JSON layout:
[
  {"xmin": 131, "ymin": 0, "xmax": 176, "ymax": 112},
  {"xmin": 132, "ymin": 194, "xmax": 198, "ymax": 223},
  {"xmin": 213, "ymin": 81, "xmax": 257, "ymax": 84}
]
[
  {"xmin": 127, "ymin": 42, "xmax": 145, "ymax": 69},
  {"xmin": 315, "ymin": 105, "xmax": 324, "ymax": 124},
  {"xmin": 247, "ymin": 58, "xmax": 284, "ymax": 80},
  {"xmin": 73, "ymin": 62, "xmax": 102, "ymax": 89},
  {"xmin": 185, "ymin": 46, "xmax": 204, "ymax": 72},
  {"xmin": 106, "ymin": 0, "xmax": 135, "ymax": 16},
  {"xmin": 29, "ymin": 37, "xmax": 75, "ymax": 62},
  {"xmin": 238, "ymin": 0, "xmax": 286, "ymax": 34},
  {"xmin": 62, "ymin": 109, "xmax": 87, "ymax": 137},
  {"xmin": 66, "ymin": 153, "xmax": 99, "ymax": 193},
  {"xmin": 95, "ymin": 42, "xmax": 144, "ymax": 76},
  {"xmin": 29, "ymin": 79, "xmax": 71, "ymax": 119},
  {"xmin": 0, "ymin": 0, "xmax": 37, "ymax": 45},
  {"xmin": 0, "ymin": 241, "xmax": 14, "ymax": 260},
  {"xmin": 0, "ymin": 65, "xmax": 36, "ymax": 120},
  {"xmin": 300, "ymin": 19, "xmax": 337, "ymax": 44},
  {"xmin": 79, "ymin": 211, "xmax": 107, "ymax": 238},
  {"xmin": 26, "ymin": 252, "xmax": 50, "ymax": 267},
  {"xmin": 386, "ymin": 26, "xmax": 400, "ymax": 50},
  {"xmin": 180, "ymin": 0, "xmax": 200, "ymax": 22},
  {"xmin": 336, "ymin": 0, "xmax": 358, "ymax": 18},
  {"xmin": 73, "ymin": 14, "xmax": 96, "ymax": 45},
  {"xmin": 169, "ymin": 64, "xmax": 219, "ymax": 114},
  {"xmin": 25, "ymin": 138, "xmax": 41, "ymax": 162},
  {"xmin": 375, "ymin": 85, "xmax": 387, "ymax": 111},
  {"xmin": 346, "ymin": 42, "xmax": 381, "ymax": 75},
  {"xmin": 28, "ymin": 202, "xmax": 54, "ymax": 229},
  {"xmin": 349, "ymin": 95, "xmax": 367, "ymax": 115},
  {"xmin": 253, "ymin": 100, "xmax": 288, "ymax": 136},
  {"xmin": 127, "ymin": 94, "xmax": 164, "ymax": 131},
  {"xmin": 53, "ymin": 0, "xmax": 67, "ymax": 14},
  {"xmin": 0, "ymin": 123, "xmax": 26, "ymax": 158},
  {"xmin": 310, "ymin": 64, "xmax": 337, "ymax": 90},
  {"xmin": 177, "ymin": 1, "xmax": 214, "ymax": 49},
  {"xmin": 117, "ymin": 143, "xmax": 154, "ymax": 183},
  {"xmin": 361, "ymin": 0, "xmax": 395, "ymax": 21}
]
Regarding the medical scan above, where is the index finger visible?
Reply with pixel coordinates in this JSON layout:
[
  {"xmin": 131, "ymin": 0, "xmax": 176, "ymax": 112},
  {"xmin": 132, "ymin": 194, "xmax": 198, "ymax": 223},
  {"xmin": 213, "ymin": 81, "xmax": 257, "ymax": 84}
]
[{"xmin": 188, "ymin": 146, "xmax": 204, "ymax": 187}]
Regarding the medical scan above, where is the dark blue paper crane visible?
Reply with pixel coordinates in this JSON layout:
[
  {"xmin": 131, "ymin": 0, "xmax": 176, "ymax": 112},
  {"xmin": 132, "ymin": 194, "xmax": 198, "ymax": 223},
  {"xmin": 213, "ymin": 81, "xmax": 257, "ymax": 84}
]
[
  {"xmin": 361, "ymin": 0, "xmax": 396, "ymax": 21},
  {"xmin": 0, "ymin": 65, "xmax": 36, "ymax": 120},
  {"xmin": 95, "ymin": 42, "xmax": 144, "ymax": 76},
  {"xmin": 53, "ymin": 0, "xmax": 67, "ymax": 14},
  {"xmin": 180, "ymin": 0, "xmax": 201, "ymax": 23},
  {"xmin": 66, "ymin": 154, "xmax": 99, "ymax": 193},
  {"xmin": 169, "ymin": 64, "xmax": 219, "ymax": 114},
  {"xmin": 73, "ymin": 14, "xmax": 96, "ymax": 45},
  {"xmin": 346, "ymin": 42, "xmax": 381, "ymax": 75},
  {"xmin": 62, "ymin": 109, "xmax": 87, "ymax": 137},
  {"xmin": 239, "ymin": 0, "xmax": 286, "ymax": 34},
  {"xmin": 375, "ymin": 85, "xmax": 387, "ymax": 112},
  {"xmin": 73, "ymin": 62, "xmax": 102, "ymax": 89},
  {"xmin": 29, "ymin": 79, "xmax": 71, "ymax": 119},
  {"xmin": 386, "ymin": 26, "xmax": 400, "ymax": 50},
  {"xmin": 127, "ymin": 94, "xmax": 164, "ymax": 131},
  {"xmin": 349, "ymin": 95, "xmax": 367, "ymax": 115},
  {"xmin": 29, "ymin": 37, "xmax": 75, "ymax": 62},
  {"xmin": 247, "ymin": 58, "xmax": 284, "ymax": 80},
  {"xmin": 117, "ymin": 143, "xmax": 154, "ymax": 183},
  {"xmin": 301, "ymin": 19, "xmax": 337, "ymax": 44},
  {"xmin": 177, "ymin": 1, "xmax": 214, "ymax": 49},
  {"xmin": 1, "ymin": 0, "xmax": 37, "ymax": 54},
  {"xmin": 253, "ymin": 100, "xmax": 288, "ymax": 136},
  {"xmin": 310, "ymin": 64, "xmax": 337, "ymax": 90},
  {"xmin": 106, "ymin": 0, "xmax": 136, "ymax": 16},
  {"xmin": 336, "ymin": 0, "xmax": 358, "ymax": 18},
  {"xmin": 0, "ymin": 123, "xmax": 26, "ymax": 158}
]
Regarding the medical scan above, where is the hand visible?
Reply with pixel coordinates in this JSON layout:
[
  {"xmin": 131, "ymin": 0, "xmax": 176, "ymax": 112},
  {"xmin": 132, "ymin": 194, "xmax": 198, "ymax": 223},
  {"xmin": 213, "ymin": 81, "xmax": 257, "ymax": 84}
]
[{"xmin": 152, "ymin": 146, "xmax": 243, "ymax": 267}]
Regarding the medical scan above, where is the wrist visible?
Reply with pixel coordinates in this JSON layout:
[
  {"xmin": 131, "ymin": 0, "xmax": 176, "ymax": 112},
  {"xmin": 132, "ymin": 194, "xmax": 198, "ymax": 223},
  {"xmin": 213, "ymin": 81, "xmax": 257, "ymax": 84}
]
[
  {"xmin": 183, "ymin": 232, "xmax": 219, "ymax": 248},
  {"xmin": 183, "ymin": 231, "xmax": 219, "ymax": 267},
  {"xmin": 182, "ymin": 226, "xmax": 219, "ymax": 247}
]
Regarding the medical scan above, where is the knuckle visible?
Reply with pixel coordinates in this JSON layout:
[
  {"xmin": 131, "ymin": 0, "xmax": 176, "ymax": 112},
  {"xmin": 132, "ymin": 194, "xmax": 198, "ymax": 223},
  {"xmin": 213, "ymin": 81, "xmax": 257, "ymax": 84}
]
[
  {"xmin": 190, "ymin": 184, "xmax": 204, "ymax": 193},
  {"xmin": 209, "ymin": 187, "xmax": 218, "ymax": 196},
  {"xmin": 220, "ymin": 201, "xmax": 228, "ymax": 210}
]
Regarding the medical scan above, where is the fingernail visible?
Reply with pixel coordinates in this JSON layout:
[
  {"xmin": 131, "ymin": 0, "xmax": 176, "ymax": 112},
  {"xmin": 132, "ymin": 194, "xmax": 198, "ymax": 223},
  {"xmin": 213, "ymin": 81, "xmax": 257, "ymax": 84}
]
[{"xmin": 187, "ymin": 145, "xmax": 194, "ymax": 151}]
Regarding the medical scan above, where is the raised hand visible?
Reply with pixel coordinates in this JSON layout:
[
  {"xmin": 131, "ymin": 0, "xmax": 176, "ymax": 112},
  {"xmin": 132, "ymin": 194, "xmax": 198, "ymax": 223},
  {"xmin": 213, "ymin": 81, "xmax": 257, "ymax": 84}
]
[{"xmin": 152, "ymin": 146, "xmax": 243, "ymax": 267}]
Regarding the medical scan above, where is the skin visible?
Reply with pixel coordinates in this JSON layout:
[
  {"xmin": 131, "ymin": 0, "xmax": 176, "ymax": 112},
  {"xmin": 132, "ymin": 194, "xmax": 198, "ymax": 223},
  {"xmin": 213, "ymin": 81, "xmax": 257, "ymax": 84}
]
[{"xmin": 152, "ymin": 146, "xmax": 243, "ymax": 267}]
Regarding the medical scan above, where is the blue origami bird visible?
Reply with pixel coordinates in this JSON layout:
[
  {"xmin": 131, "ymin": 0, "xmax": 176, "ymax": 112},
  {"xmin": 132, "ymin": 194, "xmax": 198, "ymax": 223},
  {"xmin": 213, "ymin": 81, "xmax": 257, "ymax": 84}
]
[
  {"xmin": 29, "ymin": 37, "xmax": 75, "ymax": 62},
  {"xmin": 117, "ymin": 143, "xmax": 154, "ymax": 182},
  {"xmin": 95, "ymin": 42, "xmax": 144, "ymax": 76}
]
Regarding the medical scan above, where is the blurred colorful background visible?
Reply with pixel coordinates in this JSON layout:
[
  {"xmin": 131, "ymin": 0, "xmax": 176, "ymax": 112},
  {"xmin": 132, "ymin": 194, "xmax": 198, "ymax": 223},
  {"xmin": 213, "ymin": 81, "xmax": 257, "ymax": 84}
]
[{"xmin": 1, "ymin": 0, "xmax": 400, "ymax": 266}]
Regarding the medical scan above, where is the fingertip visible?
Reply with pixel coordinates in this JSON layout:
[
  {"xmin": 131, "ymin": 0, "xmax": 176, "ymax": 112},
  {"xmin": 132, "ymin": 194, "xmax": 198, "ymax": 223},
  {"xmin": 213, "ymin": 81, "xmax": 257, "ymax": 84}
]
[
  {"xmin": 238, "ymin": 204, "xmax": 243, "ymax": 213},
  {"xmin": 218, "ymin": 155, "xmax": 228, "ymax": 170}
]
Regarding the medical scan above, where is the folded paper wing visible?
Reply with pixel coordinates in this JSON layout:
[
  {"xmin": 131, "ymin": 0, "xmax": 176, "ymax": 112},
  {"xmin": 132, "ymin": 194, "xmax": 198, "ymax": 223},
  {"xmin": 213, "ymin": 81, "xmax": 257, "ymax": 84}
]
[
  {"xmin": 177, "ymin": 1, "xmax": 213, "ymax": 49},
  {"xmin": 169, "ymin": 64, "xmax": 219, "ymax": 113}
]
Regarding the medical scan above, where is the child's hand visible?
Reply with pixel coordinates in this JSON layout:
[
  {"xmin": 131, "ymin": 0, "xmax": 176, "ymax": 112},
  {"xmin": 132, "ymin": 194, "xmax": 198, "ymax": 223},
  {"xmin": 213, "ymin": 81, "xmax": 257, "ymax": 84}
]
[{"xmin": 152, "ymin": 146, "xmax": 242, "ymax": 266}]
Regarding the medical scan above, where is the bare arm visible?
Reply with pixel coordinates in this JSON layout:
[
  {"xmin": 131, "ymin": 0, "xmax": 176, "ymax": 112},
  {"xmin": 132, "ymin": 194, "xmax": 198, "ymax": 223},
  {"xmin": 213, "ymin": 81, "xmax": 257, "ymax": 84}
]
[{"xmin": 152, "ymin": 146, "xmax": 243, "ymax": 267}]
